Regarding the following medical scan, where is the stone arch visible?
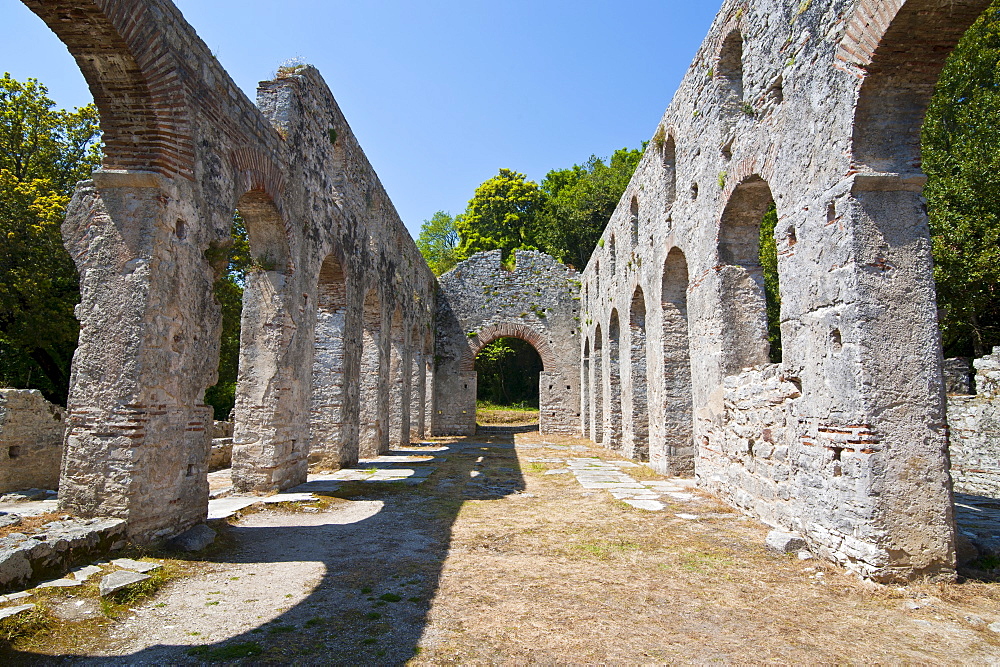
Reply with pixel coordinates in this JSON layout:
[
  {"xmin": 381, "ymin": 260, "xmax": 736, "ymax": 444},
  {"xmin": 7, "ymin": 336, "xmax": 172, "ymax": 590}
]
[
  {"xmin": 656, "ymin": 247, "xmax": 693, "ymax": 475},
  {"xmin": 235, "ymin": 190, "xmax": 292, "ymax": 272},
  {"xmin": 626, "ymin": 285, "xmax": 649, "ymax": 460},
  {"xmin": 460, "ymin": 322, "xmax": 556, "ymax": 372},
  {"xmin": 717, "ymin": 174, "xmax": 776, "ymax": 375},
  {"xmin": 841, "ymin": 0, "xmax": 989, "ymax": 173},
  {"xmin": 21, "ymin": 0, "xmax": 195, "ymax": 177}
]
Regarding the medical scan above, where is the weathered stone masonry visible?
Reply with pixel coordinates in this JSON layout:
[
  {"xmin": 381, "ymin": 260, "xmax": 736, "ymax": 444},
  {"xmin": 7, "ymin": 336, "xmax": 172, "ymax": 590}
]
[
  {"xmin": 948, "ymin": 349, "xmax": 1000, "ymax": 498},
  {"xmin": 577, "ymin": 0, "xmax": 991, "ymax": 581},
  {"xmin": 23, "ymin": 0, "xmax": 435, "ymax": 543},
  {"xmin": 434, "ymin": 251, "xmax": 580, "ymax": 436}
]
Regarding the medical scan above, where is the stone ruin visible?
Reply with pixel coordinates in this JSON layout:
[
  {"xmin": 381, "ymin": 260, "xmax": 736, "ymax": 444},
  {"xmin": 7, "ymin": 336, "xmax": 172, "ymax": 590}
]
[{"xmin": 2, "ymin": 0, "xmax": 998, "ymax": 583}]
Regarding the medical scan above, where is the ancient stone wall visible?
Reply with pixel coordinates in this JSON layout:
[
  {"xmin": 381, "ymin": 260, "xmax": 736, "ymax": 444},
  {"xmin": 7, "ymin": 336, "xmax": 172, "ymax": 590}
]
[
  {"xmin": 434, "ymin": 251, "xmax": 581, "ymax": 435},
  {"xmin": 576, "ymin": 0, "xmax": 989, "ymax": 581},
  {"xmin": 0, "ymin": 390, "xmax": 64, "ymax": 494},
  {"xmin": 22, "ymin": 0, "xmax": 435, "ymax": 542},
  {"xmin": 948, "ymin": 348, "xmax": 1000, "ymax": 497}
]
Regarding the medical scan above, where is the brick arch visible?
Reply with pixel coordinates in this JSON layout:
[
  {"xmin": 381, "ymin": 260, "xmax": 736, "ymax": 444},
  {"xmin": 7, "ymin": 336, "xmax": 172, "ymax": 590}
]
[
  {"xmin": 460, "ymin": 322, "xmax": 556, "ymax": 372},
  {"xmin": 22, "ymin": 0, "xmax": 195, "ymax": 179},
  {"xmin": 841, "ymin": 0, "xmax": 990, "ymax": 173}
]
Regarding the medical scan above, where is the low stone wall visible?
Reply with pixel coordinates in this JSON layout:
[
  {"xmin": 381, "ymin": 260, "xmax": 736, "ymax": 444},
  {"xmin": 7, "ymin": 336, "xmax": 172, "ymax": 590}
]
[
  {"xmin": 0, "ymin": 517, "xmax": 126, "ymax": 591},
  {"xmin": 701, "ymin": 365, "xmax": 906, "ymax": 581},
  {"xmin": 948, "ymin": 348, "xmax": 1000, "ymax": 498},
  {"xmin": 208, "ymin": 438, "xmax": 233, "ymax": 471},
  {"xmin": 0, "ymin": 390, "xmax": 65, "ymax": 494}
]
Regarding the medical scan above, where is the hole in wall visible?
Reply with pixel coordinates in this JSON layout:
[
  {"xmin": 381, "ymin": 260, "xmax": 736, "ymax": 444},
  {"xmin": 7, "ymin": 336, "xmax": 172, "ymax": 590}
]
[
  {"xmin": 786, "ymin": 225, "xmax": 797, "ymax": 246},
  {"xmin": 827, "ymin": 202, "xmax": 836, "ymax": 224},
  {"xmin": 767, "ymin": 75, "xmax": 784, "ymax": 106},
  {"xmin": 691, "ymin": 183, "xmax": 699, "ymax": 200},
  {"xmin": 8, "ymin": 446, "xmax": 20, "ymax": 459},
  {"xmin": 721, "ymin": 138, "xmax": 734, "ymax": 161},
  {"xmin": 186, "ymin": 464, "xmax": 195, "ymax": 477},
  {"xmin": 831, "ymin": 329, "xmax": 843, "ymax": 353},
  {"xmin": 175, "ymin": 219, "xmax": 186, "ymax": 240}
]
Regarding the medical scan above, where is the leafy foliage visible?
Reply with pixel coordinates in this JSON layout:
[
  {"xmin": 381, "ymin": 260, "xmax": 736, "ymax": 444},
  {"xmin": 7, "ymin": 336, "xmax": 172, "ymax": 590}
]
[
  {"xmin": 0, "ymin": 74, "xmax": 100, "ymax": 404},
  {"xmin": 474, "ymin": 337, "xmax": 542, "ymax": 407},
  {"xmin": 536, "ymin": 147, "xmax": 644, "ymax": 269},
  {"xmin": 455, "ymin": 169, "xmax": 546, "ymax": 263},
  {"xmin": 923, "ymin": 1, "xmax": 1000, "ymax": 357},
  {"xmin": 416, "ymin": 210, "xmax": 460, "ymax": 275},
  {"xmin": 759, "ymin": 203, "xmax": 781, "ymax": 363}
]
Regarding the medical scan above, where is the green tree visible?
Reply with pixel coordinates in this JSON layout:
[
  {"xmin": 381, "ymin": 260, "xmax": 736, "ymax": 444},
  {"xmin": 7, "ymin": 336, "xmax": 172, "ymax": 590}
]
[
  {"xmin": 923, "ymin": 1, "xmax": 1000, "ymax": 358},
  {"xmin": 0, "ymin": 74, "xmax": 101, "ymax": 404},
  {"xmin": 536, "ymin": 147, "xmax": 644, "ymax": 269},
  {"xmin": 759, "ymin": 203, "xmax": 781, "ymax": 363},
  {"xmin": 416, "ymin": 210, "xmax": 460, "ymax": 275},
  {"xmin": 474, "ymin": 337, "xmax": 542, "ymax": 406},
  {"xmin": 456, "ymin": 169, "xmax": 546, "ymax": 263}
]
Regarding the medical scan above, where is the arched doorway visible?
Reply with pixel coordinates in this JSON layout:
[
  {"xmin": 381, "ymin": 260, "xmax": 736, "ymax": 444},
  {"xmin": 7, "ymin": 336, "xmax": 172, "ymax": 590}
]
[{"xmin": 474, "ymin": 337, "xmax": 543, "ymax": 428}]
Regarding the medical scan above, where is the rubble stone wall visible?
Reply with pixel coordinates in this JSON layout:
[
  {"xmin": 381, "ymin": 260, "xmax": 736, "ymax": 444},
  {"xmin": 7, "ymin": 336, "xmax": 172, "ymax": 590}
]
[
  {"xmin": 434, "ymin": 251, "xmax": 581, "ymax": 435},
  {"xmin": 0, "ymin": 390, "xmax": 64, "ymax": 494},
  {"xmin": 948, "ymin": 348, "xmax": 1000, "ymax": 498}
]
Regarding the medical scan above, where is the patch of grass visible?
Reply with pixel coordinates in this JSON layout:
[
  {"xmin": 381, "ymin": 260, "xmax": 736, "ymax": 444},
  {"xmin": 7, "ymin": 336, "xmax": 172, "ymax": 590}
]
[
  {"xmin": 378, "ymin": 593, "xmax": 401, "ymax": 602},
  {"xmin": 360, "ymin": 586, "xmax": 373, "ymax": 594},
  {"xmin": 408, "ymin": 597, "xmax": 422, "ymax": 603},
  {"xmin": 304, "ymin": 617, "xmax": 324, "ymax": 628},
  {"xmin": 363, "ymin": 637, "xmax": 377, "ymax": 645},
  {"xmin": 100, "ymin": 562, "xmax": 178, "ymax": 618},
  {"xmin": 526, "ymin": 462, "xmax": 548, "ymax": 474},
  {"xmin": 187, "ymin": 641, "xmax": 263, "ymax": 660},
  {"xmin": 573, "ymin": 539, "xmax": 642, "ymax": 560},
  {"xmin": 0, "ymin": 604, "xmax": 51, "ymax": 645},
  {"xmin": 679, "ymin": 551, "xmax": 735, "ymax": 574},
  {"xmin": 268, "ymin": 623, "xmax": 295, "ymax": 635},
  {"xmin": 366, "ymin": 612, "xmax": 382, "ymax": 620}
]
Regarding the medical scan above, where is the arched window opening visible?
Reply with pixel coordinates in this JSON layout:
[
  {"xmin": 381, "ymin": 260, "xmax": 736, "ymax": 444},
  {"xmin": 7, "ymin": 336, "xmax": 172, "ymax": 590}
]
[
  {"xmin": 659, "ymin": 247, "xmax": 694, "ymax": 475},
  {"xmin": 717, "ymin": 30, "xmax": 745, "ymax": 109},
  {"xmin": 474, "ymin": 337, "xmax": 542, "ymax": 428},
  {"xmin": 310, "ymin": 252, "xmax": 348, "ymax": 464},
  {"xmin": 630, "ymin": 196, "xmax": 640, "ymax": 248},
  {"xmin": 717, "ymin": 175, "xmax": 781, "ymax": 373},
  {"xmin": 628, "ymin": 287, "xmax": 649, "ymax": 460},
  {"xmin": 663, "ymin": 135, "xmax": 677, "ymax": 205}
]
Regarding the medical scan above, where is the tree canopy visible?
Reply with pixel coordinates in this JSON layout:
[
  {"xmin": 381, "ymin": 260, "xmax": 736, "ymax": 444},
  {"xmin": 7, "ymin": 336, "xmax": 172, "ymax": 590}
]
[
  {"xmin": 0, "ymin": 74, "xmax": 101, "ymax": 404},
  {"xmin": 455, "ymin": 168, "xmax": 546, "ymax": 263},
  {"xmin": 923, "ymin": 0, "xmax": 1000, "ymax": 358},
  {"xmin": 416, "ymin": 210, "xmax": 460, "ymax": 276}
]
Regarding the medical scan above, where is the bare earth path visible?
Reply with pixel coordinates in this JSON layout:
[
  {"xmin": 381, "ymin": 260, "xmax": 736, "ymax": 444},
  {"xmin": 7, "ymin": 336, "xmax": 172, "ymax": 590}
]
[{"xmin": 6, "ymin": 430, "xmax": 1000, "ymax": 664}]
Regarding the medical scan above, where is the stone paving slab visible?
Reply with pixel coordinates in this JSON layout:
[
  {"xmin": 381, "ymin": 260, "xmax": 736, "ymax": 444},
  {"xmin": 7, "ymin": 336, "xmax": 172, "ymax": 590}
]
[{"xmin": 566, "ymin": 457, "xmax": 703, "ymax": 513}]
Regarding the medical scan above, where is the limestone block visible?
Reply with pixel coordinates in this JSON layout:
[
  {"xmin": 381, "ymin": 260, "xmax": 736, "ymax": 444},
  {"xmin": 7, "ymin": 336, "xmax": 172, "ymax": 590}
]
[
  {"xmin": 99, "ymin": 570, "xmax": 150, "ymax": 597},
  {"xmin": 167, "ymin": 524, "xmax": 216, "ymax": 552},
  {"xmin": 766, "ymin": 530, "xmax": 807, "ymax": 554}
]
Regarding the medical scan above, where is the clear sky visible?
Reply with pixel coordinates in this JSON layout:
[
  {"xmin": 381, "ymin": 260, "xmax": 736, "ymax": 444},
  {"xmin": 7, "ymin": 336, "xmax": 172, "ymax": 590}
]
[{"xmin": 0, "ymin": 1, "xmax": 721, "ymax": 239}]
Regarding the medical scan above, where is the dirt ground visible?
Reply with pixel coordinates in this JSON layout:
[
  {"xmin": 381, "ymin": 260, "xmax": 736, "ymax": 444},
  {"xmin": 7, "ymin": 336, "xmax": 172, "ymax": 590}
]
[{"xmin": 5, "ymin": 429, "xmax": 1000, "ymax": 664}]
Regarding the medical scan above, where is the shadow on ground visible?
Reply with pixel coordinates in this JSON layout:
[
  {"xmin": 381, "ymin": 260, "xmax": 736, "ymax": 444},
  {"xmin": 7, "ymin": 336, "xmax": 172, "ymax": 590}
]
[{"xmin": 4, "ymin": 428, "xmax": 528, "ymax": 664}]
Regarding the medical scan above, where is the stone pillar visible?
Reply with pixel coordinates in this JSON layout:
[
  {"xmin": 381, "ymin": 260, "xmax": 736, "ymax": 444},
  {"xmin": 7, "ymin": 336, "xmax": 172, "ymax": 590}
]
[
  {"xmin": 230, "ymin": 266, "xmax": 309, "ymax": 493},
  {"xmin": 58, "ymin": 171, "xmax": 214, "ymax": 543},
  {"xmin": 603, "ymin": 321, "xmax": 622, "ymax": 451},
  {"xmin": 591, "ymin": 344, "xmax": 603, "ymax": 443},
  {"xmin": 310, "ymin": 279, "xmax": 347, "ymax": 466},
  {"xmin": 410, "ymin": 348, "xmax": 425, "ymax": 439},
  {"xmin": 625, "ymin": 305, "xmax": 649, "ymax": 460}
]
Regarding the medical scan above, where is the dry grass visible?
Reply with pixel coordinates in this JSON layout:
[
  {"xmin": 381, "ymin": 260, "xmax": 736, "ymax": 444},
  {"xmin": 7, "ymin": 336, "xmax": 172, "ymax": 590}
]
[
  {"xmin": 11, "ymin": 430, "xmax": 1000, "ymax": 663},
  {"xmin": 476, "ymin": 409, "xmax": 539, "ymax": 426},
  {"xmin": 0, "ymin": 512, "xmax": 72, "ymax": 540}
]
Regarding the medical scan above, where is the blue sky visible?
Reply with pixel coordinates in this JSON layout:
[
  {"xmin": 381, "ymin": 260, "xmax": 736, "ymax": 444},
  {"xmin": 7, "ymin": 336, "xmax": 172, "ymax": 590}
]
[{"xmin": 0, "ymin": 1, "xmax": 720, "ymax": 238}]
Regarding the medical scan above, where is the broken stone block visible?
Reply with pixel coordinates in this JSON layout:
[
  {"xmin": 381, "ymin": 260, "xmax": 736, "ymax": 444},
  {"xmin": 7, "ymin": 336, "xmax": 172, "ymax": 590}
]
[
  {"xmin": 0, "ymin": 514, "xmax": 21, "ymax": 529},
  {"xmin": 37, "ymin": 578, "xmax": 82, "ymax": 589},
  {"xmin": 70, "ymin": 565, "xmax": 103, "ymax": 582},
  {"xmin": 111, "ymin": 558, "xmax": 161, "ymax": 574},
  {"xmin": 0, "ymin": 603, "xmax": 35, "ymax": 620},
  {"xmin": 166, "ymin": 524, "xmax": 216, "ymax": 552},
  {"xmin": 766, "ymin": 530, "xmax": 807, "ymax": 554},
  {"xmin": 99, "ymin": 570, "xmax": 150, "ymax": 597}
]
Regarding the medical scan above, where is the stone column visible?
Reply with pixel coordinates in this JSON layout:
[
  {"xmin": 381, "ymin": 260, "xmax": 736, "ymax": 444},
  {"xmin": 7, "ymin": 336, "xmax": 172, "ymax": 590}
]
[{"xmin": 58, "ymin": 171, "xmax": 214, "ymax": 543}]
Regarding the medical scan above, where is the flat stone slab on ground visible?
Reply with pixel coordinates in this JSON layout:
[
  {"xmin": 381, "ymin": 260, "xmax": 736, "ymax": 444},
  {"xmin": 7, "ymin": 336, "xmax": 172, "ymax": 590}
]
[
  {"xmin": 71, "ymin": 565, "xmax": 103, "ymax": 581},
  {"xmin": 37, "ymin": 578, "xmax": 83, "ymax": 589},
  {"xmin": 0, "ymin": 604, "xmax": 34, "ymax": 620},
  {"xmin": 100, "ymin": 570, "xmax": 151, "ymax": 596},
  {"xmin": 207, "ymin": 497, "xmax": 260, "ymax": 520},
  {"xmin": 111, "ymin": 558, "xmax": 161, "ymax": 574},
  {"xmin": 167, "ymin": 524, "xmax": 216, "ymax": 552},
  {"xmin": 624, "ymin": 499, "xmax": 666, "ymax": 511}
]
